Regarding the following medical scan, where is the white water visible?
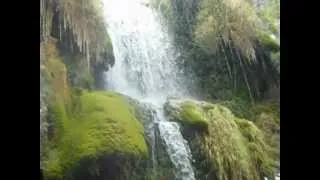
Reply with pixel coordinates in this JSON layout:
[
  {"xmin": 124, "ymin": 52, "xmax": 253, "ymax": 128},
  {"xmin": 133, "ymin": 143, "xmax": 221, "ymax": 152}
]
[{"xmin": 102, "ymin": 0, "xmax": 195, "ymax": 179}]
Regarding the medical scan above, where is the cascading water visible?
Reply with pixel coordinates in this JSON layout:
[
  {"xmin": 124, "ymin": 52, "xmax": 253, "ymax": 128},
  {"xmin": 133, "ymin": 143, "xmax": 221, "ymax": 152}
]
[{"xmin": 102, "ymin": 0, "xmax": 195, "ymax": 179}]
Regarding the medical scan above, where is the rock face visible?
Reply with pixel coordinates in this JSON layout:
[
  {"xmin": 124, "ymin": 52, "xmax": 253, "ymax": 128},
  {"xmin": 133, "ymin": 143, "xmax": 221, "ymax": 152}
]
[{"xmin": 163, "ymin": 98, "xmax": 278, "ymax": 180}]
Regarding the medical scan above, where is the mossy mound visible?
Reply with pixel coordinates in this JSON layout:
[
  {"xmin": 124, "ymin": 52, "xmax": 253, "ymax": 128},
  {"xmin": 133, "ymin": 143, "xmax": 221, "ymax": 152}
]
[
  {"xmin": 180, "ymin": 101, "xmax": 209, "ymax": 128},
  {"xmin": 256, "ymin": 30, "xmax": 280, "ymax": 52},
  {"xmin": 44, "ymin": 90, "xmax": 148, "ymax": 179},
  {"xmin": 235, "ymin": 118, "xmax": 277, "ymax": 176},
  {"xmin": 215, "ymin": 99, "xmax": 280, "ymax": 170},
  {"xmin": 164, "ymin": 98, "xmax": 277, "ymax": 180},
  {"xmin": 251, "ymin": 101, "xmax": 280, "ymax": 166},
  {"xmin": 164, "ymin": 99, "xmax": 209, "ymax": 128}
]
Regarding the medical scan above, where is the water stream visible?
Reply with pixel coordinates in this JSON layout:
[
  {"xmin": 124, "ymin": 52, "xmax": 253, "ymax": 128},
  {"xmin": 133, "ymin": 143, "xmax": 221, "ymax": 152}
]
[{"xmin": 103, "ymin": 0, "xmax": 195, "ymax": 179}]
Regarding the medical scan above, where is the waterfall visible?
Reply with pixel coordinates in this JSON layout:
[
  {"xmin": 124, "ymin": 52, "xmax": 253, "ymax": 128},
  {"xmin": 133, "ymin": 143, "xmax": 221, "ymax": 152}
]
[{"xmin": 102, "ymin": 0, "xmax": 195, "ymax": 179}]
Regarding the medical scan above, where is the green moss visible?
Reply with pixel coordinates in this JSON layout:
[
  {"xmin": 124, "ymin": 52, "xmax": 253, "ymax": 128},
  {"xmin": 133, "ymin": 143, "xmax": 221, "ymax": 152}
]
[
  {"xmin": 257, "ymin": 30, "xmax": 280, "ymax": 52},
  {"xmin": 166, "ymin": 99, "xmax": 277, "ymax": 179},
  {"xmin": 213, "ymin": 95, "xmax": 252, "ymax": 119},
  {"xmin": 271, "ymin": 51, "xmax": 280, "ymax": 72},
  {"xmin": 252, "ymin": 102, "xmax": 280, "ymax": 164},
  {"xmin": 180, "ymin": 101, "xmax": 209, "ymax": 128},
  {"xmin": 235, "ymin": 117, "xmax": 277, "ymax": 175},
  {"xmin": 199, "ymin": 105, "xmax": 258, "ymax": 180},
  {"xmin": 49, "ymin": 102, "xmax": 69, "ymax": 143},
  {"xmin": 44, "ymin": 90, "xmax": 148, "ymax": 179},
  {"xmin": 250, "ymin": 101, "xmax": 280, "ymax": 119},
  {"xmin": 218, "ymin": 99, "xmax": 280, "ymax": 169},
  {"xmin": 271, "ymin": 51, "xmax": 280, "ymax": 64},
  {"xmin": 271, "ymin": 51, "xmax": 280, "ymax": 59},
  {"xmin": 76, "ymin": 91, "xmax": 147, "ymax": 156}
]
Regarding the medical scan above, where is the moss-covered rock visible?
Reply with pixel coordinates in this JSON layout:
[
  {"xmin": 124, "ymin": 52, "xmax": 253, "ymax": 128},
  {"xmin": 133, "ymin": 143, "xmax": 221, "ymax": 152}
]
[
  {"xmin": 164, "ymin": 98, "xmax": 278, "ymax": 180},
  {"xmin": 44, "ymin": 90, "xmax": 148, "ymax": 179},
  {"xmin": 164, "ymin": 99, "xmax": 209, "ymax": 129},
  {"xmin": 251, "ymin": 101, "xmax": 280, "ymax": 170},
  {"xmin": 256, "ymin": 30, "xmax": 280, "ymax": 52},
  {"xmin": 235, "ymin": 118, "xmax": 277, "ymax": 176},
  {"xmin": 271, "ymin": 51, "xmax": 280, "ymax": 73}
]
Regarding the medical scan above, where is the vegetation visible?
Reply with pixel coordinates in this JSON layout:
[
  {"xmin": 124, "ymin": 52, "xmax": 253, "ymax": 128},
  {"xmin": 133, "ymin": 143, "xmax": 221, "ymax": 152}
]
[
  {"xmin": 40, "ymin": 35, "xmax": 148, "ymax": 180},
  {"xmin": 153, "ymin": 0, "xmax": 280, "ymax": 102},
  {"xmin": 40, "ymin": 0, "xmax": 279, "ymax": 179},
  {"xmin": 44, "ymin": 90, "xmax": 148, "ymax": 179},
  {"xmin": 194, "ymin": 0, "xmax": 258, "ymax": 57},
  {"xmin": 41, "ymin": 38, "xmax": 70, "ymax": 105},
  {"xmin": 257, "ymin": 0, "xmax": 280, "ymax": 35},
  {"xmin": 40, "ymin": 0, "xmax": 114, "ymax": 73},
  {"xmin": 164, "ymin": 99, "xmax": 209, "ymax": 128},
  {"xmin": 164, "ymin": 99, "xmax": 278, "ymax": 179},
  {"xmin": 180, "ymin": 101, "xmax": 209, "ymax": 127},
  {"xmin": 214, "ymin": 98, "xmax": 280, "ymax": 163}
]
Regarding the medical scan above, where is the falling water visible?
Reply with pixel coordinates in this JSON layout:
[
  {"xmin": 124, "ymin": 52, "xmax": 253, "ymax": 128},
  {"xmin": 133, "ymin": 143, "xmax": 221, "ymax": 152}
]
[{"xmin": 102, "ymin": 0, "xmax": 195, "ymax": 179}]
